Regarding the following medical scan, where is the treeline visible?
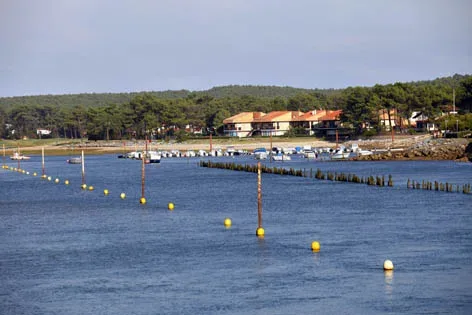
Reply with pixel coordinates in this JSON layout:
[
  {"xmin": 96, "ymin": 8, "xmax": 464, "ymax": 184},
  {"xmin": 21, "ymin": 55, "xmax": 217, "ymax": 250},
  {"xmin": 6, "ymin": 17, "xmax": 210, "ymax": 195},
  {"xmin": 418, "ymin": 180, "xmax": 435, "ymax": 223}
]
[
  {"xmin": 0, "ymin": 86, "xmax": 341, "ymax": 109},
  {"xmin": 0, "ymin": 74, "xmax": 471, "ymax": 140}
]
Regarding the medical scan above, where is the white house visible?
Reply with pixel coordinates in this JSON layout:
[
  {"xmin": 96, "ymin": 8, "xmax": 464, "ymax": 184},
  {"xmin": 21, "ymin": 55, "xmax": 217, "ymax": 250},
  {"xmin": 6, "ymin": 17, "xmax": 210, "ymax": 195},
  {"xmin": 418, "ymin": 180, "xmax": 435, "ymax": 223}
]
[{"xmin": 37, "ymin": 129, "xmax": 52, "ymax": 136}]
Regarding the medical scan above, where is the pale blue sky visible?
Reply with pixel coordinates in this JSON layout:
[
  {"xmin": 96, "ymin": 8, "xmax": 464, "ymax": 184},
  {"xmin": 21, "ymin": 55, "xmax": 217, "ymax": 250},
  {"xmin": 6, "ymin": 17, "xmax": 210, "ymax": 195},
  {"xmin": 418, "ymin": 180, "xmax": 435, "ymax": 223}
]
[{"xmin": 1, "ymin": 0, "xmax": 471, "ymax": 97}]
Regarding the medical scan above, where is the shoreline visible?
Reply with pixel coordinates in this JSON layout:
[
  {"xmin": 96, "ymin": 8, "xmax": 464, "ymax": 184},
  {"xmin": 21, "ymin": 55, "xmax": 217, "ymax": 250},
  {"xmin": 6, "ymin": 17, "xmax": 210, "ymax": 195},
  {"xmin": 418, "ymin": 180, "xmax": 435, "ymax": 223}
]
[{"xmin": 1, "ymin": 135, "xmax": 470, "ymax": 161}]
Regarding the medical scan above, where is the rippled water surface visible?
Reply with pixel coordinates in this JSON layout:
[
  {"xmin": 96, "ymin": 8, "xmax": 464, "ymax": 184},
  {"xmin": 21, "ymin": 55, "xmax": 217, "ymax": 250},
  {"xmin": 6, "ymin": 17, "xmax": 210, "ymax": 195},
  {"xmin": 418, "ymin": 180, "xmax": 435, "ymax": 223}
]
[{"xmin": 1, "ymin": 154, "xmax": 472, "ymax": 314}]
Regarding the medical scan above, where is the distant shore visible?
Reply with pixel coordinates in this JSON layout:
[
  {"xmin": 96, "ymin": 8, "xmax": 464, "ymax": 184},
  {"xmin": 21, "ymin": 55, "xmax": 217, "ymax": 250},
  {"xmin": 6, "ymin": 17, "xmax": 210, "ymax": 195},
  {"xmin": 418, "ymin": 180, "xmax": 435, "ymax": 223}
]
[
  {"xmin": 1, "ymin": 135, "xmax": 470, "ymax": 161},
  {"xmin": 0, "ymin": 135, "xmax": 423, "ymax": 154}
]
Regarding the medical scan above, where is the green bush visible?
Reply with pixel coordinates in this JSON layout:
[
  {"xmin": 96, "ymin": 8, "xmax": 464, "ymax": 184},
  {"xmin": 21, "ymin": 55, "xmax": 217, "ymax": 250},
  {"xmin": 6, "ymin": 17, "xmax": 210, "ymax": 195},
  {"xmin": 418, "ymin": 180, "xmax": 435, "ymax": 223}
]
[
  {"xmin": 175, "ymin": 130, "xmax": 189, "ymax": 143},
  {"xmin": 361, "ymin": 129, "xmax": 377, "ymax": 138}
]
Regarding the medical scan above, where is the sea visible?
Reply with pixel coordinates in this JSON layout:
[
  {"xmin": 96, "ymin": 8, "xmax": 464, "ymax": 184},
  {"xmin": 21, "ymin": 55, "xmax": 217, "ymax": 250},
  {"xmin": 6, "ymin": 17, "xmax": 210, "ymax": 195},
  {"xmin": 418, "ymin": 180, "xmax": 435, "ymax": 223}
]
[{"xmin": 1, "ymin": 154, "xmax": 471, "ymax": 315}]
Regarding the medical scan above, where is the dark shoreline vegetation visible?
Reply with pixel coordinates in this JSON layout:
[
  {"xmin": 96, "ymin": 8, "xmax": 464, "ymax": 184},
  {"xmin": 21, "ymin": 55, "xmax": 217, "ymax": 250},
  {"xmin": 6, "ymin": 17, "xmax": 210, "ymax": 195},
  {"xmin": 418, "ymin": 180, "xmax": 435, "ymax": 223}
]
[{"xmin": 0, "ymin": 74, "xmax": 471, "ymax": 142}]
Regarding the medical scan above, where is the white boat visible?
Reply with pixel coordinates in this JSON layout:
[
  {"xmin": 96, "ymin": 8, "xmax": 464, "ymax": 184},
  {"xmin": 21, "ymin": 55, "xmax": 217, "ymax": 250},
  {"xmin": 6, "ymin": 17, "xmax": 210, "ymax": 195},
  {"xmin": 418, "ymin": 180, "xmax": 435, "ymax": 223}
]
[
  {"xmin": 145, "ymin": 151, "xmax": 161, "ymax": 163},
  {"xmin": 255, "ymin": 152, "xmax": 268, "ymax": 160},
  {"xmin": 171, "ymin": 150, "xmax": 182, "ymax": 157},
  {"xmin": 282, "ymin": 147, "xmax": 296, "ymax": 155},
  {"xmin": 356, "ymin": 149, "xmax": 373, "ymax": 156},
  {"xmin": 185, "ymin": 150, "xmax": 196, "ymax": 157},
  {"xmin": 303, "ymin": 150, "xmax": 316, "ymax": 159},
  {"xmin": 253, "ymin": 148, "xmax": 268, "ymax": 160},
  {"xmin": 67, "ymin": 157, "xmax": 82, "ymax": 164},
  {"xmin": 350, "ymin": 143, "xmax": 373, "ymax": 156},
  {"xmin": 331, "ymin": 146, "xmax": 351, "ymax": 160},
  {"xmin": 272, "ymin": 153, "xmax": 291, "ymax": 161},
  {"xmin": 197, "ymin": 150, "xmax": 208, "ymax": 157},
  {"xmin": 209, "ymin": 149, "xmax": 223, "ymax": 157},
  {"xmin": 10, "ymin": 152, "xmax": 31, "ymax": 160},
  {"xmin": 226, "ymin": 146, "xmax": 236, "ymax": 156}
]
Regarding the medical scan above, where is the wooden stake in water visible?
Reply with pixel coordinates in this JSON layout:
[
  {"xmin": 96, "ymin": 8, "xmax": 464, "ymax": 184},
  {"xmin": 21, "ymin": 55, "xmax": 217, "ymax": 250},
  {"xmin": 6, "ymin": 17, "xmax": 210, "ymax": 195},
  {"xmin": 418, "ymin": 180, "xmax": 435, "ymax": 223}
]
[
  {"xmin": 269, "ymin": 131, "xmax": 273, "ymax": 163},
  {"xmin": 141, "ymin": 148, "xmax": 145, "ymax": 199},
  {"xmin": 41, "ymin": 146, "xmax": 45, "ymax": 176},
  {"xmin": 257, "ymin": 161, "xmax": 262, "ymax": 228},
  {"xmin": 17, "ymin": 145, "xmax": 20, "ymax": 170},
  {"xmin": 2, "ymin": 144, "xmax": 5, "ymax": 167},
  {"xmin": 144, "ymin": 135, "xmax": 149, "ymax": 164},
  {"xmin": 81, "ymin": 150, "xmax": 85, "ymax": 185}
]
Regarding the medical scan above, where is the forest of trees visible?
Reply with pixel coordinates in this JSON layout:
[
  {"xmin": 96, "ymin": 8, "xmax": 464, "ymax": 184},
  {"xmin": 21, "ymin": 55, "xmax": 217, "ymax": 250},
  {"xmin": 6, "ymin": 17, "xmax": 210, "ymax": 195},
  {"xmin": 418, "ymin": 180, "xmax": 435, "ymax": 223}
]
[{"xmin": 0, "ymin": 74, "xmax": 471, "ymax": 140}]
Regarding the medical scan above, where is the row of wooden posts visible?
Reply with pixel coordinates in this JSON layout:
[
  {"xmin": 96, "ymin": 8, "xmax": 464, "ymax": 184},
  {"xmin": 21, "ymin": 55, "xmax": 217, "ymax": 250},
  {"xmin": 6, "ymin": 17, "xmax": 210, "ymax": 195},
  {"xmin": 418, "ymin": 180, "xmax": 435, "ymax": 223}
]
[
  {"xmin": 199, "ymin": 160, "xmax": 394, "ymax": 187},
  {"xmin": 199, "ymin": 161, "xmax": 471, "ymax": 194},
  {"xmin": 407, "ymin": 179, "xmax": 471, "ymax": 194}
]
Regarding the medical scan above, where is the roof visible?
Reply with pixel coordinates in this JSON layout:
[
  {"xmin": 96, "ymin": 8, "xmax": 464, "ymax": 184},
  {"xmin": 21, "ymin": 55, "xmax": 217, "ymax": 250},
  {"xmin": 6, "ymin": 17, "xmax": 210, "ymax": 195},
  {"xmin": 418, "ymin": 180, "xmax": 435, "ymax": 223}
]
[
  {"xmin": 223, "ymin": 112, "xmax": 265, "ymax": 124},
  {"xmin": 254, "ymin": 111, "xmax": 304, "ymax": 122},
  {"xmin": 295, "ymin": 109, "xmax": 328, "ymax": 121},
  {"xmin": 318, "ymin": 110, "xmax": 342, "ymax": 121},
  {"xmin": 411, "ymin": 111, "xmax": 428, "ymax": 121}
]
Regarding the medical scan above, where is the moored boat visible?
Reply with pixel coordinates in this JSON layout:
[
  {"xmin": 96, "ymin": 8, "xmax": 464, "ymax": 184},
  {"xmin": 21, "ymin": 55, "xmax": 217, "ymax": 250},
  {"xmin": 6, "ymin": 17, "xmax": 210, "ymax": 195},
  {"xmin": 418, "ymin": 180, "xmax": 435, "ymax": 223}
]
[
  {"xmin": 67, "ymin": 157, "xmax": 82, "ymax": 164},
  {"xmin": 145, "ymin": 151, "xmax": 161, "ymax": 163},
  {"xmin": 10, "ymin": 152, "xmax": 31, "ymax": 160},
  {"xmin": 253, "ymin": 148, "xmax": 268, "ymax": 160},
  {"xmin": 331, "ymin": 146, "xmax": 351, "ymax": 160},
  {"xmin": 272, "ymin": 153, "xmax": 291, "ymax": 161}
]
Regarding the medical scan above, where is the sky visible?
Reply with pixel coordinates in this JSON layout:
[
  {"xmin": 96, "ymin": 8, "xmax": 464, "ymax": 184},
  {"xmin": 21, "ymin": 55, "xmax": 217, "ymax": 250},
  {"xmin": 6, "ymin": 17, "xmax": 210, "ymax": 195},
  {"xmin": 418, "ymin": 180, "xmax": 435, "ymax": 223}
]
[{"xmin": 0, "ymin": 0, "xmax": 471, "ymax": 97}]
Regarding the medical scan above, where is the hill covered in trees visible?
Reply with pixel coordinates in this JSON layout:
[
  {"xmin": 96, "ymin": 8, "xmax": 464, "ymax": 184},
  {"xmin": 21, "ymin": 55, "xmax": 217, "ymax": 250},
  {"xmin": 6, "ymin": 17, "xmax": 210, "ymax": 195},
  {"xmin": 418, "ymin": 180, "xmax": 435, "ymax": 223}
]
[
  {"xmin": 0, "ymin": 85, "xmax": 344, "ymax": 109},
  {"xmin": 0, "ymin": 74, "xmax": 471, "ymax": 141}
]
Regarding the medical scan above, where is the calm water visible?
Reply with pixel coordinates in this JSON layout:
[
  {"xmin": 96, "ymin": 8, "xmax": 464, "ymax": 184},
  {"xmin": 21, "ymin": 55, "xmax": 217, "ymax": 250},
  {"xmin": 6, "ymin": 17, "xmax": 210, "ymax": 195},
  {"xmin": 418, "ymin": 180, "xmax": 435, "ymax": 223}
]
[{"xmin": 1, "ymin": 154, "xmax": 472, "ymax": 314}]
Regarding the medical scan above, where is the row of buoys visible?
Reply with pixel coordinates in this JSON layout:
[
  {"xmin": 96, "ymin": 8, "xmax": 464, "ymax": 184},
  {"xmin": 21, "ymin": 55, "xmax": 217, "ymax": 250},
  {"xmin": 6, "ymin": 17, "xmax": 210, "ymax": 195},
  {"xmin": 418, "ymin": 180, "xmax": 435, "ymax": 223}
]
[
  {"xmin": 3, "ymin": 163, "xmax": 392, "ymax": 271},
  {"xmin": 1, "ymin": 164, "xmax": 176, "ymax": 210},
  {"xmin": 223, "ymin": 216, "xmax": 393, "ymax": 270},
  {"xmin": 407, "ymin": 179, "xmax": 471, "ymax": 194}
]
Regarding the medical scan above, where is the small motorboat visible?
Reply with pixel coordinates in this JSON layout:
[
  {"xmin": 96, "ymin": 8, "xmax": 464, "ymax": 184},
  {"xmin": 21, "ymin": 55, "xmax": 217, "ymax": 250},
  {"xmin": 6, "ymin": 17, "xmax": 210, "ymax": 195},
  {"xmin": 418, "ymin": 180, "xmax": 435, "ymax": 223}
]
[
  {"xmin": 145, "ymin": 151, "xmax": 161, "ymax": 163},
  {"xmin": 253, "ymin": 148, "xmax": 268, "ymax": 160},
  {"xmin": 10, "ymin": 152, "xmax": 31, "ymax": 160},
  {"xmin": 272, "ymin": 153, "xmax": 291, "ymax": 161},
  {"xmin": 67, "ymin": 157, "xmax": 82, "ymax": 164}
]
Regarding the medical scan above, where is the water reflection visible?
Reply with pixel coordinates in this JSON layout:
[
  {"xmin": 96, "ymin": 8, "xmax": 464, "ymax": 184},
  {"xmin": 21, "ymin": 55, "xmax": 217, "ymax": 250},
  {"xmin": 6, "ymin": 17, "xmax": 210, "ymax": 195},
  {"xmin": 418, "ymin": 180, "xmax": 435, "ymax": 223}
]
[
  {"xmin": 312, "ymin": 252, "xmax": 321, "ymax": 265},
  {"xmin": 384, "ymin": 270, "xmax": 394, "ymax": 295}
]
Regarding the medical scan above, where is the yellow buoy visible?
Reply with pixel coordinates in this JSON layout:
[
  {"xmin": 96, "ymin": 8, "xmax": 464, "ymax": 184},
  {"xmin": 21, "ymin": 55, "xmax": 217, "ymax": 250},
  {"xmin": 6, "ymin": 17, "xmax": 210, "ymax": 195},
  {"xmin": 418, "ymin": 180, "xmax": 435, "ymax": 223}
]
[
  {"xmin": 168, "ymin": 202, "xmax": 175, "ymax": 211},
  {"xmin": 47, "ymin": 176, "xmax": 52, "ymax": 181},
  {"xmin": 81, "ymin": 184, "xmax": 87, "ymax": 190},
  {"xmin": 33, "ymin": 172, "xmax": 37, "ymax": 176},
  {"xmin": 65, "ymin": 180, "xmax": 69, "ymax": 185},
  {"xmin": 54, "ymin": 178, "xmax": 60, "ymax": 183},
  {"xmin": 22, "ymin": 170, "xmax": 26, "ymax": 174},
  {"xmin": 256, "ymin": 227, "xmax": 265, "ymax": 237},
  {"xmin": 311, "ymin": 241, "xmax": 321, "ymax": 252},
  {"xmin": 120, "ymin": 192, "xmax": 126, "ymax": 199},
  {"xmin": 41, "ymin": 174, "xmax": 47, "ymax": 179},
  {"xmin": 383, "ymin": 259, "xmax": 394, "ymax": 271},
  {"xmin": 103, "ymin": 189, "xmax": 109, "ymax": 195},
  {"xmin": 88, "ymin": 186, "xmax": 94, "ymax": 191},
  {"xmin": 139, "ymin": 197, "xmax": 146, "ymax": 204},
  {"xmin": 224, "ymin": 217, "xmax": 232, "ymax": 228}
]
